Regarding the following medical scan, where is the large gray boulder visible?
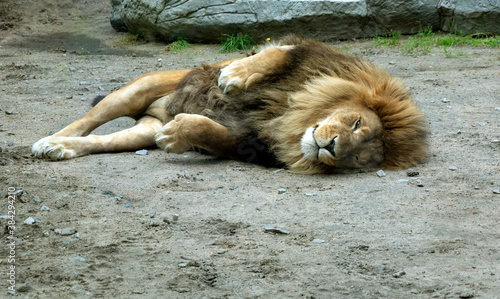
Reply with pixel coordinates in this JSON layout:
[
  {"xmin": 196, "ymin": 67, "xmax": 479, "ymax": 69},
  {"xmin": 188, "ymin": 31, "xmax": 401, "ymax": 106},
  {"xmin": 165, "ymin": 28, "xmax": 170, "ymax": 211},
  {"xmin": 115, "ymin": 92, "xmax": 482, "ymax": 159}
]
[
  {"xmin": 109, "ymin": 0, "xmax": 497, "ymax": 43},
  {"xmin": 438, "ymin": 0, "xmax": 500, "ymax": 35}
]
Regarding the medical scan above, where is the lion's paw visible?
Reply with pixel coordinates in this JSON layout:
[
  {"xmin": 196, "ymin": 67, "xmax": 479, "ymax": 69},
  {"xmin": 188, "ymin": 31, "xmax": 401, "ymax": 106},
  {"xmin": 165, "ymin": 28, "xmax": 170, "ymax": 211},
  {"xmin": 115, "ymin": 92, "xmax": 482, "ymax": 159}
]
[
  {"xmin": 218, "ymin": 59, "xmax": 264, "ymax": 95},
  {"xmin": 154, "ymin": 114, "xmax": 193, "ymax": 154},
  {"xmin": 32, "ymin": 137, "xmax": 78, "ymax": 160}
]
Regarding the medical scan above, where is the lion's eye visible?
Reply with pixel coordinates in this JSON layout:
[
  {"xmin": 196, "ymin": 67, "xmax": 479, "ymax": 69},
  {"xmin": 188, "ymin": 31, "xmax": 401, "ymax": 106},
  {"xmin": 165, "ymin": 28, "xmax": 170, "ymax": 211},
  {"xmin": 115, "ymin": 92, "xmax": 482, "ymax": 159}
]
[{"xmin": 353, "ymin": 119, "xmax": 361, "ymax": 131}]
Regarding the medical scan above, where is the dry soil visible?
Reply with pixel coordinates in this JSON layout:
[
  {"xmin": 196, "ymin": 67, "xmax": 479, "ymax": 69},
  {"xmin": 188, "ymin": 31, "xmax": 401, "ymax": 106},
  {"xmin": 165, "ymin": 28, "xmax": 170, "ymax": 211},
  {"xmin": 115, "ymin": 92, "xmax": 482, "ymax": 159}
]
[{"xmin": 1, "ymin": 1, "xmax": 499, "ymax": 298}]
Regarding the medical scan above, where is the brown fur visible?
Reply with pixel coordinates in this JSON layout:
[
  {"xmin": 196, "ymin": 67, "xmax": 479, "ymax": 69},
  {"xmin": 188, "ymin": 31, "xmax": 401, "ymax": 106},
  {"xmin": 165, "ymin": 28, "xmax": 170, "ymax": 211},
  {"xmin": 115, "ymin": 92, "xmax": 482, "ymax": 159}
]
[{"xmin": 162, "ymin": 36, "xmax": 428, "ymax": 173}]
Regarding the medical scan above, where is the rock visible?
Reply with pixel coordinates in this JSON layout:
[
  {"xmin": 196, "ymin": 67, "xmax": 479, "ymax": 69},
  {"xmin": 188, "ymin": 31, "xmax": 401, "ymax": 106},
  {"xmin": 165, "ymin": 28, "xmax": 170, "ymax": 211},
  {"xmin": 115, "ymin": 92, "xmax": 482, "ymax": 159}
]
[
  {"xmin": 135, "ymin": 149, "xmax": 148, "ymax": 155},
  {"xmin": 24, "ymin": 217, "xmax": 42, "ymax": 225},
  {"xmin": 312, "ymin": 239, "xmax": 326, "ymax": 243},
  {"xmin": 493, "ymin": 189, "xmax": 500, "ymax": 194},
  {"xmin": 416, "ymin": 180, "xmax": 424, "ymax": 187},
  {"xmin": 69, "ymin": 256, "xmax": 86, "ymax": 262},
  {"xmin": 406, "ymin": 169, "xmax": 420, "ymax": 177},
  {"xmin": 110, "ymin": 0, "xmax": 441, "ymax": 43},
  {"xmin": 278, "ymin": 188, "xmax": 287, "ymax": 194},
  {"xmin": 17, "ymin": 283, "xmax": 31, "ymax": 292},
  {"xmin": 438, "ymin": 0, "xmax": 500, "ymax": 35},
  {"xmin": 441, "ymin": 98, "xmax": 450, "ymax": 103},
  {"xmin": 393, "ymin": 271, "xmax": 406, "ymax": 278},
  {"xmin": 305, "ymin": 193, "xmax": 317, "ymax": 197},
  {"xmin": 449, "ymin": 166, "xmax": 458, "ymax": 171},
  {"xmin": 54, "ymin": 227, "xmax": 77, "ymax": 235},
  {"xmin": 40, "ymin": 205, "xmax": 50, "ymax": 211},
  {"xmin": 376, "ymin": 170, "xmax": 386, "ymax": 177},
  {"xmin": 264, "ymin": 224, "xmax": 290, "ymax": 235}
]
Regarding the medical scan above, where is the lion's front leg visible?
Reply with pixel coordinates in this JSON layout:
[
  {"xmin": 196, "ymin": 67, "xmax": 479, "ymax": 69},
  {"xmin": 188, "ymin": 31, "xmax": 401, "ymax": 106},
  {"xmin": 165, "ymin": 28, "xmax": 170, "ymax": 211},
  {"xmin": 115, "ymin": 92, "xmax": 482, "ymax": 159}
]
[
  {"xmin": 218, "ymin": 45, "xmax": 295, "ymax": 94},
  {"xmin": 155, "ymin": 114, "xmax": 237, "ymax": 157}
]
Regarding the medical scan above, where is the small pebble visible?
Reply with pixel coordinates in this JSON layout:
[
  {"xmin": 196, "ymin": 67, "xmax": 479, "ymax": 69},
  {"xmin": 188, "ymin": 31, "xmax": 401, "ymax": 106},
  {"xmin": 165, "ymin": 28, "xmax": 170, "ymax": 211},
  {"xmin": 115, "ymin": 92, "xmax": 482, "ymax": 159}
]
[
  {"xmin": 178, "ymin": 262, "xmax": 188, "ymax": 268},
  {"xmin": 278, "ymin": 188, "xmax": 287, "ymax": 194},
  {"xmin": 69, "ymin": 67, "xmax": 76, "ymax": 72},
  {"xmin": 312, "ymin": 239, "xmax": 325, "ymax": 243},
  {"xmin": 305, "ymin": 192, "xmax": 317, "ymax": 197},
  {"xmin": 68, "ymin": 256, "xmax": 86, "ymax": 262},
  {"xmin": 376, "ymin": 170, "xmax": 386, "ymax": 177},
  {"xmin": 416, "ymin": 180, "xmax": 424, "ymax": 187},
  {"xmin": 393, "ymin": 271, "xmax": 406, "ymax": 278},
  {"xmin": 491, "ymin": 140, "xmax": 499, "ymax": 143},
  {"xmin": 493, "ymin": 189, "xmax": 499, "ymax": 194},
  {"xmin": 5, "ymin": 110, "xmax": 17, "ymax": 115},
  {"xmin": 210, "ymin": 190, "xmax": 219, "ymax": 194},
  {"xmin": 66, "ymin": 95, "xmax": 73, "ymax": 99},
  {"xmin": 40, "ymin": 205, "xmax": 50, "ymax": 211},
  {"xmin": 449, "ymin": 166, "xmax": 458, "ymax": 171},
  {"xmin": 264, "ymin": 224, "xmax": 290, "ymax": 235},
  {"xmin": 24, "ymin": 216, "xmax": 42, "ymax": 225},
  {"xmin": 123, "ymin": 203, "xmax": 133, "ymax": 207},
  {"xmin": 406, "ymin": 169, "xmax": 419, "ymax": 177},
  {"xmin": 396, "ymin": 179, "xmax": 409, "ymax": 183},
  {"xmin": 54, "ymin": 227, "xmax": 77, "ymax": 235},
  {"xmin": 495, "ymin": 107, "xmax": 500, "ymax": 111},
  {"xmin": 173, "ymin": 214, "xmax": 179, "ymax": 222},
  {"xmin": 135, "ymin": 149, "xmax": 148, "ymax": 155},
  {"xmin": 441, "ymin": 98, "xmax": 450, "ymax": 103},
  {"xmin": 149, "ymin": 211, "xmax": 156, "ymax": 218}
]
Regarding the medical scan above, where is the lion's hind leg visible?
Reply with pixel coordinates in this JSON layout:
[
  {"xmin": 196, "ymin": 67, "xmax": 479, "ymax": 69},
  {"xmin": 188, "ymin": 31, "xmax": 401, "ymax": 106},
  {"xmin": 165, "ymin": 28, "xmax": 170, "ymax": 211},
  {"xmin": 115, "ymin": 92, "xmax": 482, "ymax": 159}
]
[
  {"xmin": 155, "ymin": 113, "xmax": 237, "ymax": 158},
  {"xmin": 32, "ymin": 116, "xmax": 163, "ymax": 160}
]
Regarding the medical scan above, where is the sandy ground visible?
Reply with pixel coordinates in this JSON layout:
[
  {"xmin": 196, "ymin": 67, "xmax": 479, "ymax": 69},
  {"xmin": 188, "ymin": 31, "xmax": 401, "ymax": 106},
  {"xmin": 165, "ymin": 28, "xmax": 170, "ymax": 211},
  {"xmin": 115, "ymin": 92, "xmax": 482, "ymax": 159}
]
[{"xmin": 1, "ymin": 1, "xmax": 499, "ymax": 298}]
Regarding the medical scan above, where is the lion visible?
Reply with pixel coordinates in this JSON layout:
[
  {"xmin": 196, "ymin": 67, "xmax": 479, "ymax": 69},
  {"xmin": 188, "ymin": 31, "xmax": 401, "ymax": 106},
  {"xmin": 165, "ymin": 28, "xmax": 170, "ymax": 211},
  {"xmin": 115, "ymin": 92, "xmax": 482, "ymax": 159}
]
[{"xmin": 32, "ymin": 36, "xmax": 428, "ymax": 174}]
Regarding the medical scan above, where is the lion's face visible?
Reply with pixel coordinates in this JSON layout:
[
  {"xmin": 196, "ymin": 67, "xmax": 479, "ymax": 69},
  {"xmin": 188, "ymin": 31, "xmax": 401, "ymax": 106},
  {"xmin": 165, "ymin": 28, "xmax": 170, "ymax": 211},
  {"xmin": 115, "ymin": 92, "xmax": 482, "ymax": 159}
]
[{"xmin": 300, "ymin": 107, "xmax": 385, "ymax": 169}]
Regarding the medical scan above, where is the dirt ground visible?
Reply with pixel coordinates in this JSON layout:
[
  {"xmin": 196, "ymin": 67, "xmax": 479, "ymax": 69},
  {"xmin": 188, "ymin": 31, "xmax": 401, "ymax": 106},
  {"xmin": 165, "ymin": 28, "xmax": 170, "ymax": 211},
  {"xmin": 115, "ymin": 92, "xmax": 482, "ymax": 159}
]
[{"xmin": 1, "ymin": 1, "xmax": 499, "ymax": 298}]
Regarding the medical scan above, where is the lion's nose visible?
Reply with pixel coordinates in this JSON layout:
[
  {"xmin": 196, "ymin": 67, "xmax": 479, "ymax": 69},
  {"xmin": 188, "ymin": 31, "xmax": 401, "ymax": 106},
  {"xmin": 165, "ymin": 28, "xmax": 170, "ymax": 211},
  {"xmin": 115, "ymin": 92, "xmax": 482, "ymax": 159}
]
[{"xmin": 322, "ymin": 136, "xmax": 337, "ymax": 157}]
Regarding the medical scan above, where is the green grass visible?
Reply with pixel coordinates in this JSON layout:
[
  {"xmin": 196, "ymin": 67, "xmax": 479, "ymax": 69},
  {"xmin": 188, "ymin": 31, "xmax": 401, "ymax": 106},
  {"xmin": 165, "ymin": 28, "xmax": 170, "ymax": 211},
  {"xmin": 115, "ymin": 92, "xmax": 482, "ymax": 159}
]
[
  {"xmin": 113, "ymin": 32, "xmax": 143, "ymax": 47},
  {"xmin": 220, "ymin": 33, "xmax": 256, "ymax": 52},
  {"xmin": 374, "ymin": 26, "xmax": 500, "ymax": 56},
  {"xmin": 167, "ymin": 36, "xmax": 191, "ymax": 52},
  {"xmin": 375, "ymin": 29, "xmax": 401, "ymax": 47}
]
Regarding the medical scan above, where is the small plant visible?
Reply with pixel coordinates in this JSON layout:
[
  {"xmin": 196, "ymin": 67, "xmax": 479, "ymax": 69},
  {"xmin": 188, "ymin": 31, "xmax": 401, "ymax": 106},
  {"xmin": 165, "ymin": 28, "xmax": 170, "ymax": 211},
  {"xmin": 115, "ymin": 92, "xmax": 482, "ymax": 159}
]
[
  {"xmin": 167, "ymin": 36, "xmax": 191, "ymax": 52},
  {"xmin": 374, "ymin": 24, "xmax": 499, "ymax": 56},
  {"xmin": 375, "ymin": 29, "xmax": 401, "ymax": 47},
  {"xmin": 220, "ymin": 33, "xmax": 256, "ymax": 52},
  {"xmin": 119, "ymin": 33, "xmax": 141, "ymax": 46}
]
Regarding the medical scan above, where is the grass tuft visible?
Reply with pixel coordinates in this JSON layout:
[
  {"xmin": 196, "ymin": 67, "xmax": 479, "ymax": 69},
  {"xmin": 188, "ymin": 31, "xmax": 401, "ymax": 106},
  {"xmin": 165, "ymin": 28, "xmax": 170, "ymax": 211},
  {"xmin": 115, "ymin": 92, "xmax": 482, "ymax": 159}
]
[
  {"xmin": 220, "ymin": 33, "xmax": 256, "ymax": 52},
  {"xmin": 374, "ymin": 26, "xmax": 499, "ymax": 56},
  {"xmin": 167, "ymin": 36, "xmax": 191, "ymax": 52}
]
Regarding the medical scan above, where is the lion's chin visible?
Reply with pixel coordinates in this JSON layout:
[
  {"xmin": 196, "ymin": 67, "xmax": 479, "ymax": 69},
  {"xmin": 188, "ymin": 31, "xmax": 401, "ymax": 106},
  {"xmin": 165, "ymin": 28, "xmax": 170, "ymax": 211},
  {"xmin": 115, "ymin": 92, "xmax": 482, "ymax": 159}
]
[{"xmin": 317, "ymin": 148, "xmax": 336, "ymax": 166}]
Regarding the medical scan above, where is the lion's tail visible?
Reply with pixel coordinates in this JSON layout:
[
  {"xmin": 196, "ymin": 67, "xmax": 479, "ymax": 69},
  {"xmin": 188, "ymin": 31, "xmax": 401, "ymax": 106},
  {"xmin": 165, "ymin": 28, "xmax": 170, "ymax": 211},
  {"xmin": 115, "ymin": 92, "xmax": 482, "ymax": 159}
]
[{"xmin": 91, "ymin": 95, "xmax": 106, "ymax": 107}]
